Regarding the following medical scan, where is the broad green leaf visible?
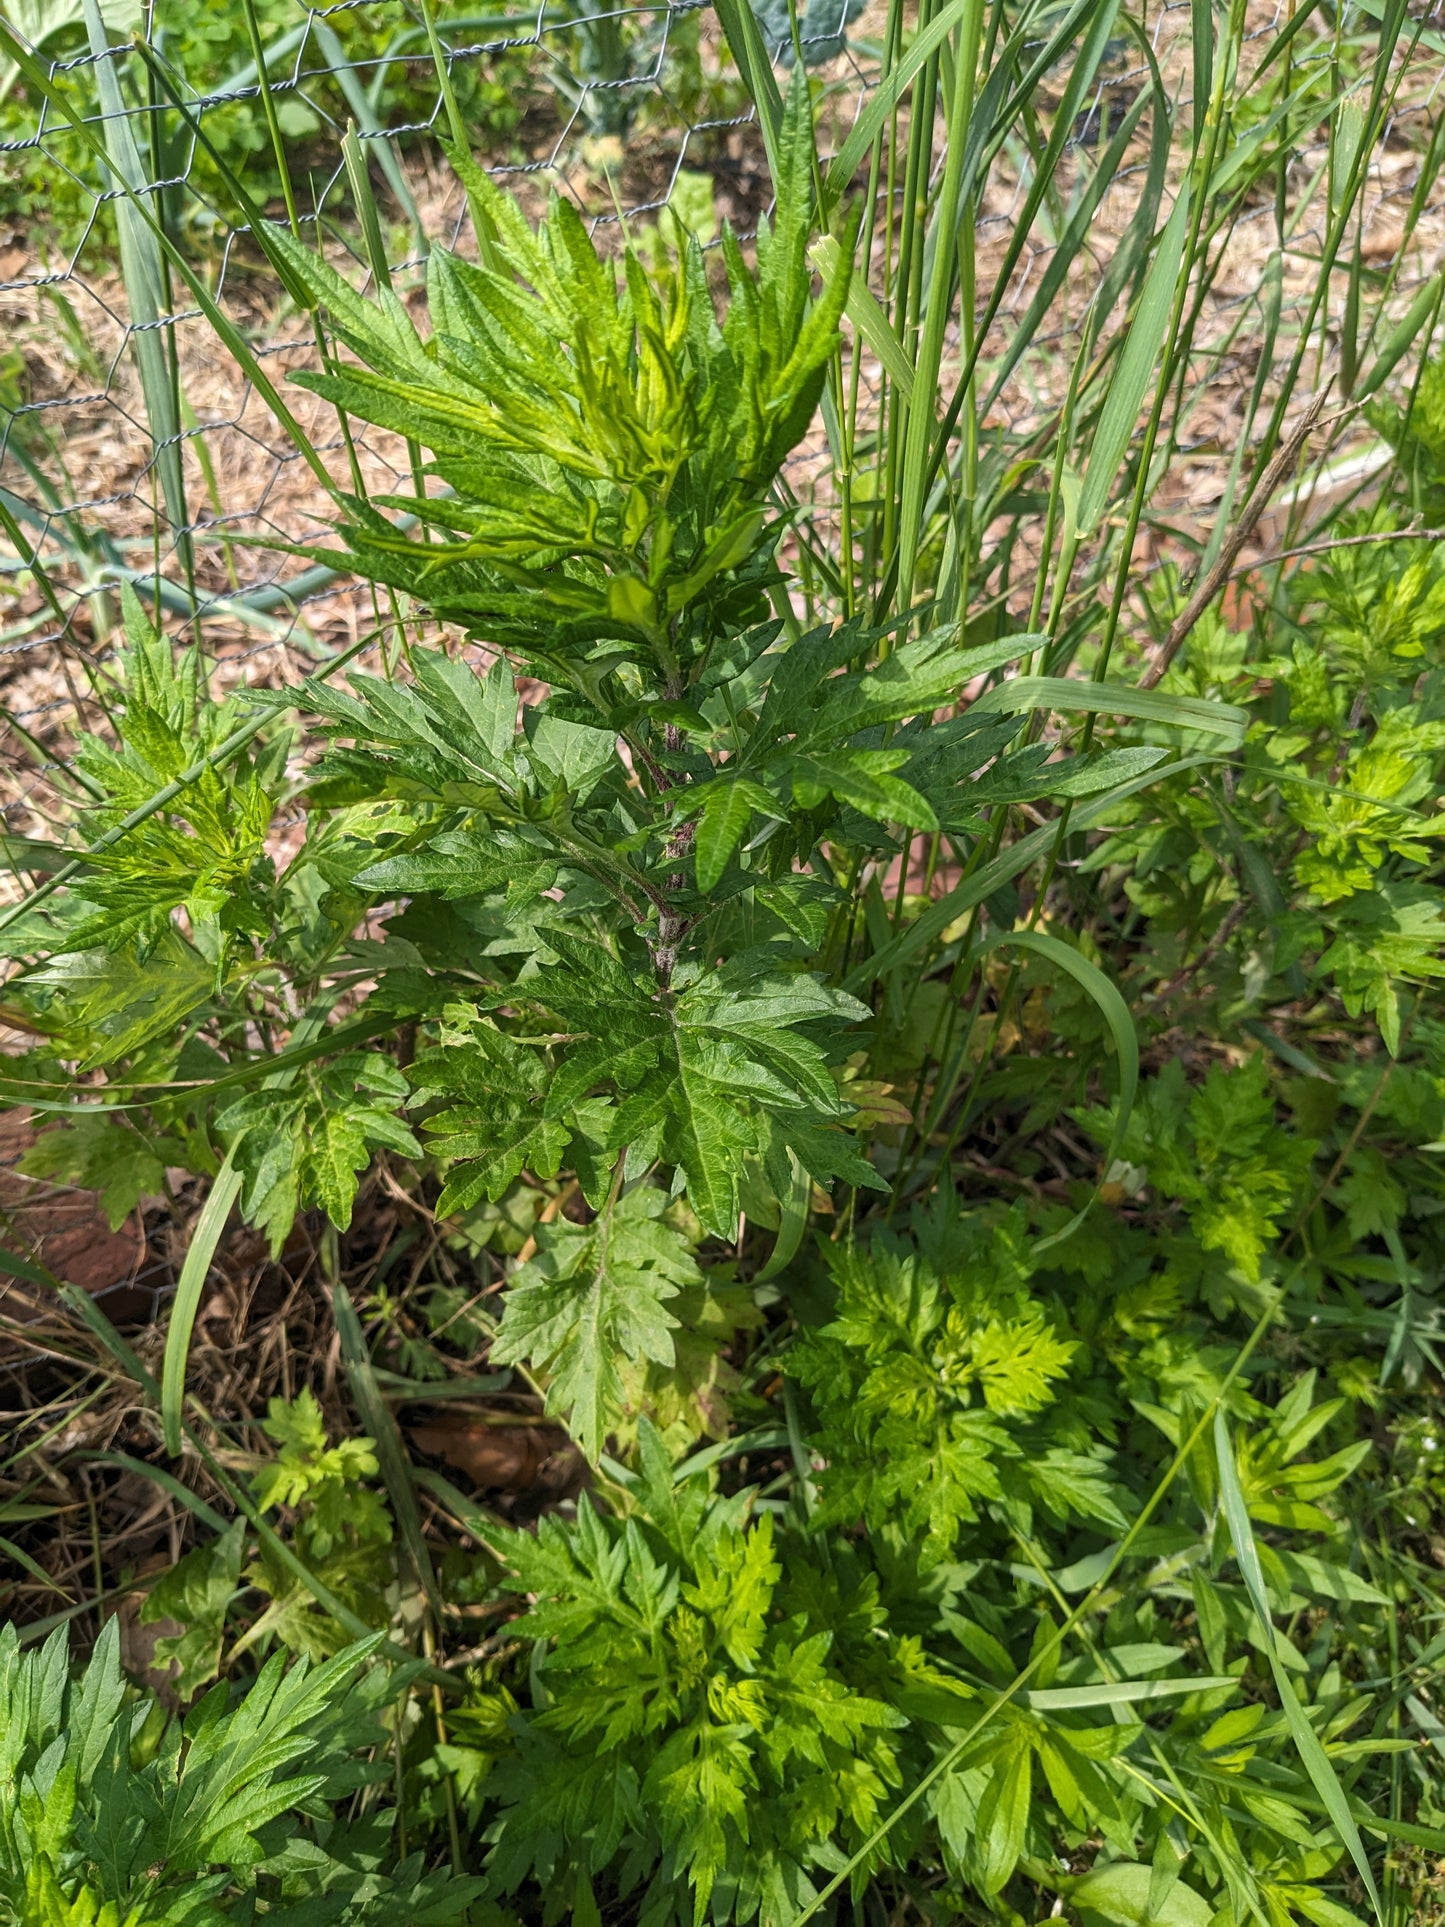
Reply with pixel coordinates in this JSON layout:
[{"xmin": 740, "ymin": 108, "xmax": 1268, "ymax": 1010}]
[
  {"xmin": 666, "ymin": 1051, "xmax": 754, "ymax": 1239},
  {"xmin": 975, "ymin": 1737, "xmax": 1031, "ymax": 1893},
  {"xmin": 19, "ymin": 1113, "xmax": 166, "ymax": 1231},
  {"xmin": 792, "ymin": 752, "xmax": 939, "ymax": 831},
  {"xmin": 309, "ymin": 1112, "xmax": 376, "ymax": 1230},
  {"xmin": 141, "ymin": 1521, "xmax": 246, "ymax": 1699},
  {"xmin": 355, "ymin": 831, "xmax": 554, "ymax": 903},
  {"xmin": 695, "ymin": 782, "xmax": 758, "ymax": 892},
  {"xmin": 1066, "ymin": 1860, "xmax": 1214, "ymax": 1926},
  {"xmin": 432, "ymin": 1111, "xmax": 571, "ymax": 1218},
  {"xmin": 527, "ymin": 717, "xmax": 619, "ymax": 802},
  {"xmin": 492, "ymin": 1186, "xmax": 697, "ymax": 1457},
  {"xmin": 1269, "ymin": 1550, "xmax": 1388, "ymax": 1606}
]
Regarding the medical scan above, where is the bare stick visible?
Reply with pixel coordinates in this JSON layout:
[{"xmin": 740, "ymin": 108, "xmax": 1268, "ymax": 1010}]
[
  {"xmin": 1138, "ymin": 390, "xmax": 1342, "ymax": 691},
  {"xmin": 1231, "ymin": 525, "xmax": 1445, "ymax": 574}
]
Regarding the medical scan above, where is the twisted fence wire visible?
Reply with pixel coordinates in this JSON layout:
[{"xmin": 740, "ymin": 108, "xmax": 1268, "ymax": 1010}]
[{"xmin": 0, "ymin": 0, "xmax": 1442, "ymax": 1315}]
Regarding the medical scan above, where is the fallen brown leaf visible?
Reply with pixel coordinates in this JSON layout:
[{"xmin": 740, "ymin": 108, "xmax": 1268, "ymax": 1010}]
[
  {"xmin": 0, "ymin": 1108, "xmax": 145, "ymax": 1302},
  {"xmin": 410, "ymin": 1415, "xmax": 583, "ymax": 1499}
]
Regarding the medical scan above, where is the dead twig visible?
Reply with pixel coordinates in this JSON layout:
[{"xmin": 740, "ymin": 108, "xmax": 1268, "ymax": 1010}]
[
  {"xmin": 1231, "ymin": 525, "xmax": 1445, "ymax": 574},
  {"xmin": 1138, "ymin": 391, "xmax": 1344, "ymax": 691}
]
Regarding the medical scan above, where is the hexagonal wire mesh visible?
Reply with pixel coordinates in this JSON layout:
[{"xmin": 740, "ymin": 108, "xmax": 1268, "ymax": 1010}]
[{"xmin": 0, "ymin": 0, "xmax": 1442, "ymax": 1322}]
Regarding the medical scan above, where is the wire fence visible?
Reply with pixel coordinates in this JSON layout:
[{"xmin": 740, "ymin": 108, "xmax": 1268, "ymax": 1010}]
[{"xmin": 0, "ymin": 0, "xmax": 1443, "ymax": 1307}]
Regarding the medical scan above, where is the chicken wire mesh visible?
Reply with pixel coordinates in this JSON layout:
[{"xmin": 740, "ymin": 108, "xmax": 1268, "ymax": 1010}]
[{"xmin": 0, "ymin": 0, "xmax": 1442, "ymax": 1312}]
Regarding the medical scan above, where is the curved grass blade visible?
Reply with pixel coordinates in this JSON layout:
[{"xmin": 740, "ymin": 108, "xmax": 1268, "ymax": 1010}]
[
  {"xmin": 90, "ymin": 1450, "xmax": 230, "ymax": 1533},
  {"xmin": 755, "ymin": 1149, "xmax": 810, "ymax": 1282},
  {"xmin": 979, "ymin": 928, "xmax": 1137, "ymax": 1251},
  {"xmin": 83, "ymin": 0, "xmax": 188, "ymax": 565},
  {"xmin": 332, "ymin": 1277, "xmax": 440, "ymax": 1610},
  {"xmin": 982, "ymin": 928, "xmax": 1137, "ymax": 1177},
  {"xmin": 811, "ymin": 234, "xmax": 914, "ymax": 403},
  {"xmin": 1356, "ymin": 267, "xmax": 1445, "ymax": 402},
  {"xmin": 162, "ymin": 1148, "xmax": 242, "ymax": 1456},
  {"xmin": 0, "ymin": 1532, "xmax": 70, "ymax": 1597},
  {"xmin": 63, "ymin": 1282, "xmax": 453, "ymax": 1683},
  {"xmin": 0, "ymin": 1244, "xmax": 59, "ymax": 1288}
]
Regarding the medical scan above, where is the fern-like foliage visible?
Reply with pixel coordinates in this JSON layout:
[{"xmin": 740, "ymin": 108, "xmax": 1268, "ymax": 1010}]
[
  {"xmin": 63, "ymin": 585, "xmax": 280, "ymax": 960},
  {"xmin": 478, "ymin": 1421, "xmax": 906, "ymax": 1924},
  {"xmin": 789, "ymin": 1209, "xmax": 1128, "ymax": 1566},
  {"xmin": 1081, "ymin": 1057, "xmax": 1319, "ymax": 1285},
  {"xmin": 0, "ymin": 1622, "xmax": 478, "ymax": 1926}
]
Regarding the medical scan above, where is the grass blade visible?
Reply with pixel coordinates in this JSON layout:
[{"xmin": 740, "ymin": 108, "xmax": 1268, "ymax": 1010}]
[
  {"xmin": 1214, "ymin": 1411, "xmax": 1384, "ymax": 1923},
  {"xmin": 712, "ymin": 0, "xmax": 785, "ymax": 177},
  {"xmin": 82, "ymin": 0, "xmax": 188, "ymax": 563},
  {"xmin": 0, "ymin": 1533, "xmax": 70, "ymax": 1596},
  {"xmin": 332, "ymin": 1277, "xmax": 440, "ymax": 1609},
  {"xmin": 0, "ymin": 1243, "xmax": 61, "ymax": 1287},
  {"xmin": 162, "ymin": 1148, "xmax": 242, "ymax": 1455},
  {"xmin": 981, "ymin": 85, "xmax": 1152, "ymax": 418},
  {"xmin": 63, "ymin": 1283, "xmax": 451, "ymax": 1680},
  {"xmin": 1025, "ymin": 1676, "xmax": 1234, "ymax": 1710},
  {"xmin": 90, "ymin": 1450, "xmax": 230, "ymax": 1532},
  {"xmin": 755, "ymin": 1149, "xmax": 810, "ymax": 1282},
  {"xmin": 0, "ymin": 22, "xmax": 336, "ymax": 496},
  {"xmin": 313, "ymin": 18, "xmax": 423, "ymax": 240},
  {"xmin": 1356, "ymin": 268, "xmax": 1445, "ymax": 402},
  {"xmin": 811, "ymin": 235, "xmax": 914, "ymax": 403},
  {"xmin": 967, "ymin": 677, "xmax": 1248, "ymax": 742},
  {"xmin": 982, "ymin": 928, "xmax": 1137, "ymax": 1179},
  {"xmin": 1078, "ymin": 181, "xmax": 1190, "ymax": 538},
  {"xmin": 820, "ymin": 0, "xmax": 976, "ymax": 206}
]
